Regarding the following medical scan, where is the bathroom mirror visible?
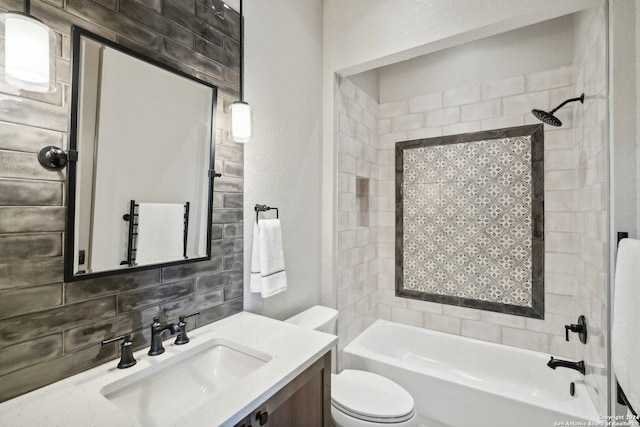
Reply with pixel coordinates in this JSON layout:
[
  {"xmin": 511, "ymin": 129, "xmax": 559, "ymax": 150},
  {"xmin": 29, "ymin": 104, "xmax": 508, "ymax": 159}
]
[{"xmin": 64, "ymin": 27, "xmax": 217, "ymax": 282}]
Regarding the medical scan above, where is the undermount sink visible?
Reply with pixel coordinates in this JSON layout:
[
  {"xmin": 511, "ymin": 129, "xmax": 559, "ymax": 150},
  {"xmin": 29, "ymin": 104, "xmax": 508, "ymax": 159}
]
[{"xmin": 100, "ymin": 339, "xmax": 271, "ymax": 427}]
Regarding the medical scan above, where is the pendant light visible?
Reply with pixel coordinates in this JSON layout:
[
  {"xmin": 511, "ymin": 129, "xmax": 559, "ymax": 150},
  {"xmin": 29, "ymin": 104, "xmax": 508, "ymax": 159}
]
[
  {"xmin": 229, "ymin": 100, "xmax": 251, "ymax": 143},
  {"xmin": 229, "ymin": 0, "xmax": 251, "ymax": 143},
  {"xmin": 0, "ymin": 0, "xmax": 56, "ymax": 93}
]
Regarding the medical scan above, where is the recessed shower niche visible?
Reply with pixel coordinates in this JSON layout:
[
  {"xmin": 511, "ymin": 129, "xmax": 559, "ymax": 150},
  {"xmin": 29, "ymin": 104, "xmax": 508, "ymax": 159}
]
[
  {"xmin": 396, "ymin": 125, "xmax": 544, "ymax": 318},
  {"xmin": 356, "ymin": 176, "xmax": 370, "ymax": 228}
]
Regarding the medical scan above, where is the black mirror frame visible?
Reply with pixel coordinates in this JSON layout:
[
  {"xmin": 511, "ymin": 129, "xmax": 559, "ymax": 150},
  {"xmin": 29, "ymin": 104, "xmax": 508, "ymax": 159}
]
[{"xmin": 64, "ymin": 26, "xmax": 218, "ymax": 282}]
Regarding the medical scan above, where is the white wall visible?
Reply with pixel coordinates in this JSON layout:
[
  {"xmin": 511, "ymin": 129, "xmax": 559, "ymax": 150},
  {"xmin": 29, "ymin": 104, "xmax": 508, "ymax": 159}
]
[
  {"xmin": 347, "ymin": 70, "xmax": 379, "ymax": 103},
  {"xmin": 243, "ymin": 0, "xmax": 324, "ymax": 320},
  {"xmin": 609, "ymin": 1, "xmax": 637, "ymax": 241},
  {"xmin": 324, "ymin": 0, "xmax": 597, "ymax": 76},
  {"xmin": 609, "ymin": 0, "xmax": 638, "ymax": 416},
  {"xmin": 348, "ymin": 14, "xmax": 575, "ymax": 104},
  {"xmin": 637, "ymin": 2, "xmax": 640, "ymax": 238},
  {"xmin": 376, "ymin": 15, "xmax": 574, "ymax": 103}
]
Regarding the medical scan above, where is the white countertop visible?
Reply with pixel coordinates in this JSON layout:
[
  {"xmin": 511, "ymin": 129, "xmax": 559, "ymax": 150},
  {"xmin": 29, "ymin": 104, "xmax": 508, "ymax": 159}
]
[{"xmin": 0, "ymin": 311, "xmax": 336, "ymax": 427}]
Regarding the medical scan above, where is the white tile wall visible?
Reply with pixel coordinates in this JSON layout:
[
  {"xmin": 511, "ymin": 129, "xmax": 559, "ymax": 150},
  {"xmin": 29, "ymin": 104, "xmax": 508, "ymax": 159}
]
[
  {"xmin": 373, "ymin": 65, "xmax": 581, "ymax": 362},
  {"xmin": 391, "ymin": 113, "xmax": 424, "ymax": 132},
  {"xmin": 525, "ymin": 66, "xmax": 573, "ymax": 92},
  {"xmin": 481, "ymin": 76, "xmax": 525, "ymax": 100},
  {"xmin": 373, "ymin": 57, "xmax": 610, "ymax": 415},
  {"xmin": 570, "ymin": 4, "xmax": 608, "ymax": 414},
  {"xmin": 502, "ymin": 327, "xmax": 550, "ymax": 352},
  {"xmin": 443, "ymin": 84, "xmax": 482, "ymax": 107},
  {"xmin": 503, "ymin": 92, "xmax": 551, "ymax": 115},
  {"xmin": 461, "ymin": 319, "xmax": 502, "ymax": 343},
  {"xmin": 460, "ymin": 99, "xmax": 502, "ymax": 122},
  {"xmin": 426, "ymin": 106, "xmax": 461, "ymax": 127},
  {"xmin": 424, "ymin": 312, "xmax": 461, "ymax": 334},
  {"xmin": 336, "ymin": 77, "xmax": 379, "ymax": 369},
  {"xmin": 409, "ymin": 93, "xmax": 443, "ymax": 113},
  {"xmin": 335, "ymin": 5, "xmax": 608, "ymax": 414},
  {"xmin": 378, "ymin": 99, "xmax": 409, "ymax": 118}
]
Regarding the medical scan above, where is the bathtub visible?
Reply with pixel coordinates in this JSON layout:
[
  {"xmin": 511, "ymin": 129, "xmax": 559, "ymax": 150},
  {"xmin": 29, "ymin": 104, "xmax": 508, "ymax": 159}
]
[{"xmin": 342, "ymin": 320, "xmax": 600, "ymax": 427}]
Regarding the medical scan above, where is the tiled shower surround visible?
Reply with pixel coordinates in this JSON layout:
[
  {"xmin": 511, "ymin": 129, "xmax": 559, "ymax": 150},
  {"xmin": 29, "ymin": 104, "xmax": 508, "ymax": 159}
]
[
  {"xmin": 336, "ymin": 76, "xmax": 379, "ymax": 367},
  {"xmin": 337, "ymin": 5, "xmax": 607, "ymax": 414},
  {"xmin": 570, "ymin": 5, "xmax": 608, "ymax": 415},
  {"xmin": 0, "ymin": 0, "xmax": 243, "ymax": 402},
  {"xmin": 338, "ymin": 69, "xmax": 579, "ymax": 355}
]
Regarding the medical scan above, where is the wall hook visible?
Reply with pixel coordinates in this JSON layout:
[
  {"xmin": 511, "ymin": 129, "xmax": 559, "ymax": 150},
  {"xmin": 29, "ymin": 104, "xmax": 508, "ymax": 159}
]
[{"xmin": 38, "ymin": 146, "xmax": 77, "ymax": 170}]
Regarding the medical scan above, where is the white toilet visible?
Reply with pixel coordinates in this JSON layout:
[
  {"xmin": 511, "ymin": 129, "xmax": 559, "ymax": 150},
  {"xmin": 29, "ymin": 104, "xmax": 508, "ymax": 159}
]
[{"xmin": 285, "ymin": 306, "xmax": 417, "ymax": 427}]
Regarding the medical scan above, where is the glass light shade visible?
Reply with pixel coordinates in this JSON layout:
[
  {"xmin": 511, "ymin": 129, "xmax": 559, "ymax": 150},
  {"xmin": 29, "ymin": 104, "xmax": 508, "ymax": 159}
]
[
  {"xmin": 229, "ymin": 101, "xmax": 252, "ymax": 143},
  {"xmin": 0, "ymin": 13, "xmax": 56, "ymax": 93}
]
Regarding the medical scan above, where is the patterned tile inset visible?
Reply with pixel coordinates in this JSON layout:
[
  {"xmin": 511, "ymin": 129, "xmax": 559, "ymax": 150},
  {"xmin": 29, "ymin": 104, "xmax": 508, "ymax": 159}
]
[{"xmin": 402, "ymin": 136, "xmax": 533, "ymax": 307}]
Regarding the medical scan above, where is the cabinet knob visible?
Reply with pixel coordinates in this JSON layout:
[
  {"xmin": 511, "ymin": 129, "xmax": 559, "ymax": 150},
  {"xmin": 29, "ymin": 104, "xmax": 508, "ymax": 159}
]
[{"xmin": 256, "ymin": 410, "xmax": 269, "ymax": 426}]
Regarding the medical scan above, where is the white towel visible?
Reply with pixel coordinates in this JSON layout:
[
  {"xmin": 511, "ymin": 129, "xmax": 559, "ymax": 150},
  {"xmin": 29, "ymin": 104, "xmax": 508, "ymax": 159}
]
[
  {"xmin": 135, "ymin": 203, "xmax": 185, "ymax": 265},
  {"xmin": 250, "ymin": 219, "xmax": 287, "ymax": 298},
  {"xmin": 250, "ymin": 222, "xmax": 262, "ymax": 293},
  {"xmin": 613, "ymin": 238, "xmax": 640, "ymax": 414}
]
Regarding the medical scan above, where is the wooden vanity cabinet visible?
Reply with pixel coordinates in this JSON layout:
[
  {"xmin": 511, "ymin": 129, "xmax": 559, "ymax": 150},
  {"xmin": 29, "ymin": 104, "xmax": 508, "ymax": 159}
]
[{"xmin": 234, "ymin": 351, "xmax": 331, "ymax": 427}]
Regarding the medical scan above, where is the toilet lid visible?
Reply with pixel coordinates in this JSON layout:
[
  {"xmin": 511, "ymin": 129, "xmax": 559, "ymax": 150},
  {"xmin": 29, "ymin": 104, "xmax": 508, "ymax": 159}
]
[{"xmin": 331, "ymin": 370, "xmax": 415, "ymax": 423}]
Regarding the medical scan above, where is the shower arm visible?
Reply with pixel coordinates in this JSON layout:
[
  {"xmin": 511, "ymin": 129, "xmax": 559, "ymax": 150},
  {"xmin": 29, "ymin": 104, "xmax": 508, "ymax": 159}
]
[{"xmin": 549, "ymin": 94, "xmax": 585, "ymax": 114}]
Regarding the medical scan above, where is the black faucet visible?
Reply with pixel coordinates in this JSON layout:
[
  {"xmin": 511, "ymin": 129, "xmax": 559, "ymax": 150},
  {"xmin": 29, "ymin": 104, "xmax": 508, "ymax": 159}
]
[
  {"xmin": 547, "ymin": 357, "xmax": 585, "ymax": 375},
  {"xmin": 175, "ymin": 312, "xmax": 200, "ymax": 345},
  {"xmin": 148, "ymin": 317, "xmax": 181, "ymax": 356},
  {"xmin": 101, "ymin": 333, "xmax": 137, "ymax": 369}
]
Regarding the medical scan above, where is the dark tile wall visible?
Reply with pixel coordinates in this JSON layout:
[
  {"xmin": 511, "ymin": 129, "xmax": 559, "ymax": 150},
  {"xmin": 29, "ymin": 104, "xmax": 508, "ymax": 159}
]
[{"xmin": 0, "ymin": 0, "xmax": 243, "ymax": 402}]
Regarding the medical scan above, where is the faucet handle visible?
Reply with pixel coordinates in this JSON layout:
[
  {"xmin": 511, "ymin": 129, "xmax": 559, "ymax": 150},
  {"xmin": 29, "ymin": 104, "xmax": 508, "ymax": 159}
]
[
  {"xmin": 179, "ymin": 311, "xmax": 200, "ymax": 322},
  {"xmin": 175, "ymin": 311, "xmax": 200, "ymax": 345},
  {"xmin": 101, "ymin": 333, "xmax": 137, "ymax": 369},
  {"xmin": 564, "ymin": 315, "xmax": 587, "ymax": 344}
]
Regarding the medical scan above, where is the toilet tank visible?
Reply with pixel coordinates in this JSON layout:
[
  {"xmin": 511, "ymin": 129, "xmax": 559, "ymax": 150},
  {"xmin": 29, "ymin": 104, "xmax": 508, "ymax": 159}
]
[{"xmin": 284, "ymin": 305, "xmax": 338, "ymax": 334}]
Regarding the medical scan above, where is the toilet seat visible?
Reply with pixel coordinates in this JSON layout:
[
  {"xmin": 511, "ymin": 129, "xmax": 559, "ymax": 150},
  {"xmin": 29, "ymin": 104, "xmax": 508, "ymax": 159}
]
[{"xmin": 331, "ymin": 370, "xmax": 416, "ymax": 424}]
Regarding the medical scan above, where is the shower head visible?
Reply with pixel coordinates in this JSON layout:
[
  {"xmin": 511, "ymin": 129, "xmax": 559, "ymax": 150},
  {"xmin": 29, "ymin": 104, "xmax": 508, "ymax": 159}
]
[
  {"xmin": 531, "ymin": 93, "xmax": 584, "ymax": 127},
  {"xmin": 531, "ymin": 109, "xmax": 562, "ymax": 127}
]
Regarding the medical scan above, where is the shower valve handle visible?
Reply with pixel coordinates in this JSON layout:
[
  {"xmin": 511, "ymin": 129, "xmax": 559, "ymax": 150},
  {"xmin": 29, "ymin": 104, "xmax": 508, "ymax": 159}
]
[
  {"xmin": 564, "ymin": 315, "xmax": 587, "ymax": 344},
  {"xmin": 565, "ymin": 324, "xmax": 581, "ymax": 341}
]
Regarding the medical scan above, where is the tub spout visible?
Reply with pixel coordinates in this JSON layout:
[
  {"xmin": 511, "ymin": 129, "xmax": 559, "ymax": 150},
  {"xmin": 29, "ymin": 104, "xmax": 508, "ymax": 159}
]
[{"xmin": 547, "ymin": 357, "xmax": 585, "ymax": 375}]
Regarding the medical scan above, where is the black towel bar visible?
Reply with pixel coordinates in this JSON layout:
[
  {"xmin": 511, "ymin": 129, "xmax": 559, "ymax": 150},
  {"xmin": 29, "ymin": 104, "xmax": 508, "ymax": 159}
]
[
  {"xmin": 255, "ymin": 204, "xmax": 279, "ymax": 223},
  {"xmin": 121, "ymin": 200, "xmax": 190, "ymax": 266}
]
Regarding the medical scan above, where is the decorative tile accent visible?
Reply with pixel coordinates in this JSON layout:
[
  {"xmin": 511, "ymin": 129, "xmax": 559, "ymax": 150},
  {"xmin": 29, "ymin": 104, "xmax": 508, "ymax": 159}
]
[{"xmin": 396, "ymin": 125, "xmax": 544, "ymax": 318}]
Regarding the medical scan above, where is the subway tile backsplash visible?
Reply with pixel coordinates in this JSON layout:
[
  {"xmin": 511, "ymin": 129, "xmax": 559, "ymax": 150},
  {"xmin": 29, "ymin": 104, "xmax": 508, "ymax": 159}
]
[{"xmin": 0, "ymin": 0, "xmax": 243, "ymax": 402}]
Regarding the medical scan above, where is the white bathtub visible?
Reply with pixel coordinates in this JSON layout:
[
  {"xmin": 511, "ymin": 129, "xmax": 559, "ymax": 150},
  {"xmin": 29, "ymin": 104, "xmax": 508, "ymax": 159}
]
[{"xmin": 342, "ymin": 320, "xmax": 600, "ymax": 427}]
